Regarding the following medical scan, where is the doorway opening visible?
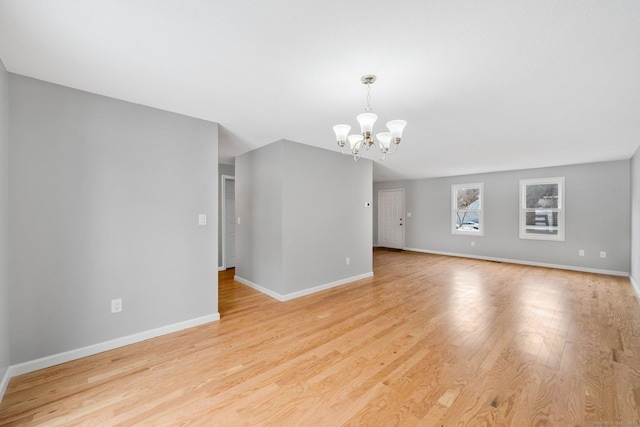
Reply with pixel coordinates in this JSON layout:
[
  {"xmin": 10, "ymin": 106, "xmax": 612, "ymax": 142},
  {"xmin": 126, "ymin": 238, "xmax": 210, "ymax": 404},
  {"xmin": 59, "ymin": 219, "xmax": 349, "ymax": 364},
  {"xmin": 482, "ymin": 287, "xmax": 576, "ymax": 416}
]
[{"xmin": 221, "ymin": 175, "xmax": 236, "ymax": 269}]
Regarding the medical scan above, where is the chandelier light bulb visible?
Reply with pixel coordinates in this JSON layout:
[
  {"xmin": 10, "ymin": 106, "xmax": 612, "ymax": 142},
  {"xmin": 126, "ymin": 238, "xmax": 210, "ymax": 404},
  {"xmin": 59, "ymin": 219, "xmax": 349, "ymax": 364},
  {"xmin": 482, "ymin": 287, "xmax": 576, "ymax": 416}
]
[
  {"xmin": 348, "ymin": 134, "xmax": 364, "ymax": 154},
  {"xmin": 376, "ymin": 132, "xmax": 392, "ymax": 152},
  {"xmin": 333, "ymin": 124, "xmax": 351, "ymax": 147},
  {"xmin": 357, "ymin": 112, "xmax": 378, "ymax": 135},
  {"xmin": 386, "ymin": 120, "xmax": 407, "ymax": 142}
]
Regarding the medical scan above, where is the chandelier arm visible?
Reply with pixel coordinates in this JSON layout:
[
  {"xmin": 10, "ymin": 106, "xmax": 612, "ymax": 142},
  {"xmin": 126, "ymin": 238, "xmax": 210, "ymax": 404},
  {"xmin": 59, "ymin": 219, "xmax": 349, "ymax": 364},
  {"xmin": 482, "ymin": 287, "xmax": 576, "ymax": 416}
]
[{"xmin": 387, "ymin": 142, "xmax": 400, "ymax": 155}]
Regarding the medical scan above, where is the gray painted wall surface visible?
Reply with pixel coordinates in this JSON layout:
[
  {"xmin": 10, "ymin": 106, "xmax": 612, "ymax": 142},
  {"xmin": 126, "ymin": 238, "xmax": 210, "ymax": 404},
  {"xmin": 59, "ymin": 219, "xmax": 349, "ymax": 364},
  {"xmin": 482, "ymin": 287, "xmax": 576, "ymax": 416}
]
[
  {"xmin": 9, "ymin": 75, "xmax": 219, "ymax": 364},
  {"xmin": 0, "ymin": 59, "xmax": 9, "ymax": 381},
  {"xmin": 236, "ymin": 141, "xmax": 284, "ymax": 293},
  {"xmin": 218, "ymin": 163, "xmax": 235, "ymax": 268},
  {"xmin": 236, "ymin": 140, "xmax": 372, "ymax": 296},
  {"xmin": 632, "ymin": 148, "xmax": 640, "ymax": 284},
  {"xmin": 281, "ymin": 141, "xmax": 372, "ymax": 294},
  {"xmin": 374, "ymin": 160, "xmax": 631, "ymax": 273}
]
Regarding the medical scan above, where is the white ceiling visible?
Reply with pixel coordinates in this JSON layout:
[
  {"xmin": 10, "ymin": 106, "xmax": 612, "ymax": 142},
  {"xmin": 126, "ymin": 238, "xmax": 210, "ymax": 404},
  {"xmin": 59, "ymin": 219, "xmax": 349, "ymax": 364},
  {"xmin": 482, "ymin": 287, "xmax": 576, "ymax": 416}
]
[{"xmin": 1, "ymin": 0, "xmax": 639, "ymax": 181}]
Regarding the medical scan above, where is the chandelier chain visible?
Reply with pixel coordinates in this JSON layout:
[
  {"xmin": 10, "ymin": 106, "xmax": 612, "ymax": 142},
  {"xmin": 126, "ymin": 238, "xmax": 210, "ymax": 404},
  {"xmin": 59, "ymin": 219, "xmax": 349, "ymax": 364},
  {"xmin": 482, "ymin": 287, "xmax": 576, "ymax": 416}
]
[{"xmin": 365, "ymin": 83, "xmax": 372, "ymax": 112}]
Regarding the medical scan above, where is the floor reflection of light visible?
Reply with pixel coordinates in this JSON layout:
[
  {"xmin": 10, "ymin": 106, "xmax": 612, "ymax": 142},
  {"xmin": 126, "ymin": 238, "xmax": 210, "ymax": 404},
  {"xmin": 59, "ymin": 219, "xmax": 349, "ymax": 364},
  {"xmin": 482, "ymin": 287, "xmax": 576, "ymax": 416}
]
[
  {"xmin": 449, "ymin": 269, "xmax": 490, "ymax": 335},
  {"xmin": 516, "ymin": 277, "xmax": 568, "ymax": 365},
  {"xmin": 446, "ymin": 268, "xmax": 570, "ymax": 367}
]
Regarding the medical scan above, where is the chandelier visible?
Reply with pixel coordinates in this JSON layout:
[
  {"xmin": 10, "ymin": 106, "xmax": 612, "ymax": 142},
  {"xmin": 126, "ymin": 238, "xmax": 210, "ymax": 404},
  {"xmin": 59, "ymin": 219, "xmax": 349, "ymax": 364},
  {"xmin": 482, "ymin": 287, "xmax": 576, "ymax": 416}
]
[{"xmin": 333, "ymin": 74, "xmax": 407, "ymax": 161}]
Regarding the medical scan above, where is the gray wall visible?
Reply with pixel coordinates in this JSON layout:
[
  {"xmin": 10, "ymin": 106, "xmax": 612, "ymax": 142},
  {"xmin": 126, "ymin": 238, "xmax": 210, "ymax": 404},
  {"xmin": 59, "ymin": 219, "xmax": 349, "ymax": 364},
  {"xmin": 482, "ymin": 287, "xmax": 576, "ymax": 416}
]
[
  {"xmin": 9, "ymin": 75, "xmax": 219, "ymax": 364},
  {"xmin": 236, "ymin": 140, "xmax": 372, "ymax": 297},
  {"xmin": 632, "ymin": 148, "xmax": 640, "ymax": 285},
  {"xmin": 0, "ymin": 59, "xmax": 9, "ymax": 383},
  {"xmin": 281, "ymin": 141, "xmax": 372, "ymax": 295},
  {"xmin": 374, "ymin": 160, "xmax": 631, "ymax": 273},
  {"xmin": 218, "ymin": 163, "xmax": 235, "ymax": 268},
  {"xmin": 236, "ymin": 141, "xmax": 284, "ymax": 292}
]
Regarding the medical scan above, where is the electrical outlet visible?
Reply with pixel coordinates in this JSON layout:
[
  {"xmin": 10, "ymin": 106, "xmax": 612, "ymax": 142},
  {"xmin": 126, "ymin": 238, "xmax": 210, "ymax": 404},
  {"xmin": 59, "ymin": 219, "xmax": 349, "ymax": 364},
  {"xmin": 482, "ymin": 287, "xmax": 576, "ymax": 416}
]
[
  {"xmin": 111, "ymin": 298, "xmax": 122, "ymax": 313},
  {"xmin": 600, "ymin": 251, "xmax": 606, "ymax": 258},
  {"xmin": 346, "ymin": 257, "xmax": 350, "ymax": 265},
  {"xmin": 471, "ymin": 241, "xmax": 475, "ymax": 247},
  {"xmin": 579, "ymin": 250, "xmax": 584, "ymax": 256}
]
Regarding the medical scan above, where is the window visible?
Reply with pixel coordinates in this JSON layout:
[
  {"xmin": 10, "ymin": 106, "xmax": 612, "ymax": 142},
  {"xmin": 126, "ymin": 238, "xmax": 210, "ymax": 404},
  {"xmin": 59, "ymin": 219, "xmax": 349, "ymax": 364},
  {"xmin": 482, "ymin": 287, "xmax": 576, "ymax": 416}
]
[
  {"xmin": 452, "ymin": 183, "xmax": 483, "ymax": 236},
  {"xmin": 519, "ymin": 177, "xmax": 565, "ymax": 241}
]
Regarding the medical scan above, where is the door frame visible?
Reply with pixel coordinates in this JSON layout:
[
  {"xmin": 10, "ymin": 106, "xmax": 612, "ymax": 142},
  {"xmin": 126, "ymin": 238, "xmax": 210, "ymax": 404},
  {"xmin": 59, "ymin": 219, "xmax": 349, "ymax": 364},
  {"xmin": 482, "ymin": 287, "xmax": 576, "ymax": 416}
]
[
  {"xmin": 221, "ymin": 174, "xmax": 236, "ymax": 269},
  {"xmin": 377, "ymin": 188, "xmax": 405, "ymax": 249}
]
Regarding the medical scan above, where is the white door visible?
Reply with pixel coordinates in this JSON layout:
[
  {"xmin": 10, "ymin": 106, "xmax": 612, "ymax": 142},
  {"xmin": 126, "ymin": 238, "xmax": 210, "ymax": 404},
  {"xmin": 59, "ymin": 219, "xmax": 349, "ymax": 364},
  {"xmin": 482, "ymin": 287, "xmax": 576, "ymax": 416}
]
[
  {"xmin": 378, "ymin": 189, "xmax": 405, "ymax": 249},
  {"xmin": 223, "ymin": 177, "xmax": 236, "ymax": 268}
]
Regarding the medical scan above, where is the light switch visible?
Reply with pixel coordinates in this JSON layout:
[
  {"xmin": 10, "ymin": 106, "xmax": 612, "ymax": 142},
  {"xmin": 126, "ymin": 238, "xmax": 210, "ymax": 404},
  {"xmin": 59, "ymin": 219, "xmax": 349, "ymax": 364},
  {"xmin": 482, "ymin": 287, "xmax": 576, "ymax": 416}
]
[
  {"xmin": 407, "ymin": 212, "xmax": 412, "ymax": 217},
  {"xmin": 198, "ymin": 214, "xmax": 207, "ymax": 225},
  {"xmin": 237, "ymin": 217, "xmax": 241, "ymax": 225}
]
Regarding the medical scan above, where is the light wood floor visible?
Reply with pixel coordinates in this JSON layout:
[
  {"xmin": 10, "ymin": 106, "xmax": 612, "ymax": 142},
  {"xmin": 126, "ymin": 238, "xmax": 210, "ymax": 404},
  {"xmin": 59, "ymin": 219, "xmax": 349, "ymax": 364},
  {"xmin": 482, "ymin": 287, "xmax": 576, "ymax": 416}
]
[{"xmin": 1, "ymin": 250, "xmax": 640, "ymax": 426}]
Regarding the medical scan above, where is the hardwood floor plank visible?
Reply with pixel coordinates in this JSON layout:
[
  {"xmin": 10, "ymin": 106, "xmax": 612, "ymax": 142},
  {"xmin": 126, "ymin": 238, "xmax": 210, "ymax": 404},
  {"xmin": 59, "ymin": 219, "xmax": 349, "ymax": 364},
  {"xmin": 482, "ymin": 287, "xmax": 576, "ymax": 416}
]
[{"xmin": 1, "ymin": 250, "xmax": 639, "ymax": 425}]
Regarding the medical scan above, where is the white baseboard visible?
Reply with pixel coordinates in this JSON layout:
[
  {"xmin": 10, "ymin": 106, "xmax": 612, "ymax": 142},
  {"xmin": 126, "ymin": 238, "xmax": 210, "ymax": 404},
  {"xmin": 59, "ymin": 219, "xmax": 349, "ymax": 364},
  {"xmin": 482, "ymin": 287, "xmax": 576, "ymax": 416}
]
[
  {"xmin": 218, "ymin": 266, "xmax": 225, "ymax": 271},
  {"xmin": 234, "ymin": 272, "xmax": 374, "ymax": 302},
  {"xmin": 630, "ymin": 275, "xmax": 640, "ymax": 300},
  {"xmin": 403, "ymin": 248, "xmax": 629, "ymax": 277},
  {"xmin": 0, "ymin": 367, "xmax": 10, "ymax": 404},
  {"xmin": 4, "ymin": 313, "xmax": 220, "ymax": 385},
  {"xmin": 233, "ymin": 276, "xmax": 283, "ymax": 300}
]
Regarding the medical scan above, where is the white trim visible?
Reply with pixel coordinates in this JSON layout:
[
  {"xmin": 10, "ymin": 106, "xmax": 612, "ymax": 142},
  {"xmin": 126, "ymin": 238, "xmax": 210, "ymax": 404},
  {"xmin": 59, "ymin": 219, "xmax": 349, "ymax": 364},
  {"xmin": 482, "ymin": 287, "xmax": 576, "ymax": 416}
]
[
  {"xmin": 630, "ymin": 275, "xmax": 640, "ymax": 300},
  {"xmin": 403, "ymin": 247, "xmax": 629, "ymax": 277},
  {"xmin": 221, "ymin": 175, "xmax": 235, "ymax": 270},
  {"xmin": 519, "ymin": 176, "xmax": 565, "ymax": 241},
  {"xmin": 234, "ymin": 272, "xmax": 374, "ymax": 302},
  {"xmin": 5, "ymin": 313, "xmax": 220, "ymax": 381},
  {"xmin": 233, "ymin": 276, "xmax": 283, "ymax": 300},
  {"xmin": 0, "ymin": 368, "xmax": 10, "ymax": 403}
]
